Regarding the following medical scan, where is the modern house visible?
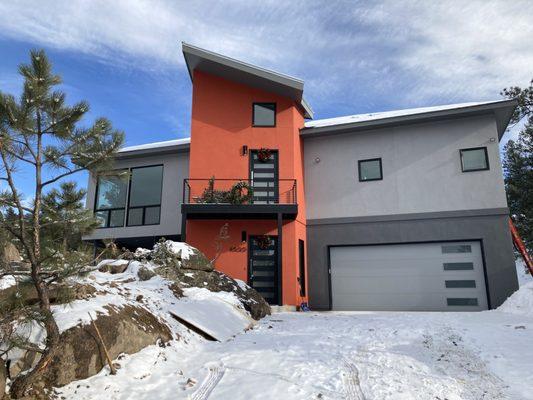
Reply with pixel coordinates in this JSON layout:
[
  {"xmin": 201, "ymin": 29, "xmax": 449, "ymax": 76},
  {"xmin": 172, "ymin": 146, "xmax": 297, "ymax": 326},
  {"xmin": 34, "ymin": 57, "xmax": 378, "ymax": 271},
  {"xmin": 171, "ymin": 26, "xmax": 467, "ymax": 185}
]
[{"xmin": 84, "ymin": 43, "xmax": 519, "ymax": 311}]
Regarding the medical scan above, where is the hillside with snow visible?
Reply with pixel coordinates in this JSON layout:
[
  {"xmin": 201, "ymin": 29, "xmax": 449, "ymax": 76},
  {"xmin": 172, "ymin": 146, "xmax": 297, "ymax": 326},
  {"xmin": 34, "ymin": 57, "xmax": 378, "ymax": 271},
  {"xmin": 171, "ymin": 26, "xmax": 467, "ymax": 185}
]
[{"xmin": 2, "ymin": 249, "xmax": 533, "ymax": 399}]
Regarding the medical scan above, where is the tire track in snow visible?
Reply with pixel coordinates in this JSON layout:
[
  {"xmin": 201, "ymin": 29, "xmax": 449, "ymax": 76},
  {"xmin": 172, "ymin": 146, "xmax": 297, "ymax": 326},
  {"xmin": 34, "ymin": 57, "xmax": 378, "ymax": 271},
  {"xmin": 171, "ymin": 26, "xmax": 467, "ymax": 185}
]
[
  {"xmin": 342, "ymin": 360, "xmax": 366, "ymax": 400},
  {"xmin": 191, "ymin": 363, "xmax": 225, "ymax": 400}
]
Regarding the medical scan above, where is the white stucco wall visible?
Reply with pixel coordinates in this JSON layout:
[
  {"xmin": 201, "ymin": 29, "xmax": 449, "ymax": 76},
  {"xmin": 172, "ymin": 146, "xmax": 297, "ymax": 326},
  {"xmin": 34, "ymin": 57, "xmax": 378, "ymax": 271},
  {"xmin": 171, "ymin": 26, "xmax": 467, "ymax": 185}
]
[{"xmin": 303, "ymin": 114, "xmax": 508, "ymax": 220}]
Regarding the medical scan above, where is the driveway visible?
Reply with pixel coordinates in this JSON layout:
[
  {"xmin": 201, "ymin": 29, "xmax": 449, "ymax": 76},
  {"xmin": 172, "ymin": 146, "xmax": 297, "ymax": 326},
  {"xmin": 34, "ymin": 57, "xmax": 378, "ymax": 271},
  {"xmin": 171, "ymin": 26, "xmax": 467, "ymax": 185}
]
[{"xmin": 61, "ymin": 309, "xmax": 533, "ymax": 400}]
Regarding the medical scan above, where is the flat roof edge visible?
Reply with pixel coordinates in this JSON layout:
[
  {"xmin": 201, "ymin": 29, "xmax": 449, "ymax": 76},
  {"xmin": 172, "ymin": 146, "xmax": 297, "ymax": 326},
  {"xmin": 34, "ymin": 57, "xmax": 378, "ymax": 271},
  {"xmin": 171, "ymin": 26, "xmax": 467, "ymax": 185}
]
[{"xmin": 301, "ymin": 99, "xmax": 518, "ymax": 138}]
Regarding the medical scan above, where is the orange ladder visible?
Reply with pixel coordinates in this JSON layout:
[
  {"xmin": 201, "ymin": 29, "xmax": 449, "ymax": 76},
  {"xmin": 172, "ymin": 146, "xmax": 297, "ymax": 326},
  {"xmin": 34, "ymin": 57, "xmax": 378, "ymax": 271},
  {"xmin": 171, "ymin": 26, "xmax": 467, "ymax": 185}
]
[{"xmin": 509, "ymin": 218, "xmax": 533, "ymax": 276}]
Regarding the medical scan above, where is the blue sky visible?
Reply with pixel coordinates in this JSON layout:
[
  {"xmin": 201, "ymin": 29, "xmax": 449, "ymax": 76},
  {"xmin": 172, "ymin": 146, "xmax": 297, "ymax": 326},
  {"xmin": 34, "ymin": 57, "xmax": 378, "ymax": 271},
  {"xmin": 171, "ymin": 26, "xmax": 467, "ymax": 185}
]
[{"xmin": 0, "ymin": 0, "xmax": 532, "ymax": 196}]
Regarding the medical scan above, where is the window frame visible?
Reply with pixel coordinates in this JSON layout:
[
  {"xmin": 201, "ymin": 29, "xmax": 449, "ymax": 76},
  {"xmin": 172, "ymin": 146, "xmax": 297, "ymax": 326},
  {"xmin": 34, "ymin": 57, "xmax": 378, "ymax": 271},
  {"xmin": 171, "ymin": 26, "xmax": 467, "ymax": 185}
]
[
  {"xmin": 358, "ymin": 157, "xmax": 383, "ymax": 182},
  {"xmin": 460, "ymin": 146, "xmax": 490, "ymax": 173},
  {"xmin": 94, "ymin": 164, "xmax": 164, "ymax": 229},
  {"xmin": 126, "ymin": 165, "xmax": 164, "ymax": 227},
  {"xmin": 93, "ymin": 170, "xmax": 129, "ymax": 228},
  {"xmin": 252, "ymin": 102, "xmax": 277, "ymax": 127}
]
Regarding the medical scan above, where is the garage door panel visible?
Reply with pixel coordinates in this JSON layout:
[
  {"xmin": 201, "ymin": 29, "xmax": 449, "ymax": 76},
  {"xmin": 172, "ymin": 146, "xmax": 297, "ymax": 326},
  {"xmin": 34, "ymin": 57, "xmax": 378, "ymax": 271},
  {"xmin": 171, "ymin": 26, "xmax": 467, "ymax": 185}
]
[{"xmin": 330, "ymin": 241, "xmax": 488, "ymax": 311}]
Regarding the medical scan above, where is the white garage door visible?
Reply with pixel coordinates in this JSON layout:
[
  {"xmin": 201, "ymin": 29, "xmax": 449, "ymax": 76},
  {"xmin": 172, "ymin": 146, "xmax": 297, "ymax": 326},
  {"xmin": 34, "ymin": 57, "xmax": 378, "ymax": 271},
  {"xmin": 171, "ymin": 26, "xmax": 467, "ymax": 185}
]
[{"xmin": 330, "ymin": 241, "xmax": 488, "ymax": 311}]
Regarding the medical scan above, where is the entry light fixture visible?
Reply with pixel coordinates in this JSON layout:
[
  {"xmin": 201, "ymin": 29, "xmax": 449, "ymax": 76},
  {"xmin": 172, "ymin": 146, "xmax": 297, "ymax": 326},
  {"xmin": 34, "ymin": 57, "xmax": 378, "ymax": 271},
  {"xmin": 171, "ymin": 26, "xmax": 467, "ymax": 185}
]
[
  {"xmin": 242, "ymin": 145, "xmax": 248, "ymax": 156},
  {"xmin": 241, "ymin": 231, "xmax": 247, "ymax": 242}
]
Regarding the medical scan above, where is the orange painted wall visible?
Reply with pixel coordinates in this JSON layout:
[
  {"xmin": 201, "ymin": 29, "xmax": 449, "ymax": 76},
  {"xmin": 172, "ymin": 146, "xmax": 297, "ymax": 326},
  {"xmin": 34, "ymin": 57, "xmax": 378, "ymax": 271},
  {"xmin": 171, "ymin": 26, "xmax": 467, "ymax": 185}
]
[{"xmin": 187, "ymin": 70, "xmax": 308, "ymax": 305}]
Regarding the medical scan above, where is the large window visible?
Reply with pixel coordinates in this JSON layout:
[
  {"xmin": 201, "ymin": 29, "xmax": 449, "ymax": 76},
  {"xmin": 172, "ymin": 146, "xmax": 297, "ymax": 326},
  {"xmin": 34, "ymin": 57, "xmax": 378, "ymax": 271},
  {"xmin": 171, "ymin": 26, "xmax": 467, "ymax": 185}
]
[
  {"xmin": 253, "ymin": 103, "xmax": 276, "ymax": 127},
  {"xmin": 127, "ymin": 165, "xmax": 163, "ymax": 226},
  {"xmin": 94, "ymin": 165, "xmax": 163, "ymax": 228},
  {"xmin": 358, "ymin": 158, "xmax": 383, "ymax": 182},
  {"xmin": 94, "ymin": 172, "xmax": 128, "ymax": 228},
  {"xmin": 460, "ymin": 147, "xmax": 489, "ymax": 172}
]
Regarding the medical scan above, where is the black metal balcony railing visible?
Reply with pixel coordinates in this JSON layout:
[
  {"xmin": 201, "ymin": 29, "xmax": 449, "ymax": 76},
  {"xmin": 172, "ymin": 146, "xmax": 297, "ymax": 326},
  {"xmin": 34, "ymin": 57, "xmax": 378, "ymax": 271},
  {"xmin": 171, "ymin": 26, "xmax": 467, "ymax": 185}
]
[{"xmin": 183, "ymin": 178, "xmax": 297, "ymax": 205}]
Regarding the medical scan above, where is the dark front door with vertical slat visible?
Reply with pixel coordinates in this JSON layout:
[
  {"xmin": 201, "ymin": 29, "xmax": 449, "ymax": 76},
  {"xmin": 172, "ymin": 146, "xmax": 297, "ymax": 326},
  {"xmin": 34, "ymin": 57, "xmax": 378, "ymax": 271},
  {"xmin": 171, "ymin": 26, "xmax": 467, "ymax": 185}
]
[
  {"xmin": 250, "ymin": 150, "xmax": 278, "ymax": 204},
  {"xmin": 249, "ymin": 236, "xmax": 279, "ymax": 305}
]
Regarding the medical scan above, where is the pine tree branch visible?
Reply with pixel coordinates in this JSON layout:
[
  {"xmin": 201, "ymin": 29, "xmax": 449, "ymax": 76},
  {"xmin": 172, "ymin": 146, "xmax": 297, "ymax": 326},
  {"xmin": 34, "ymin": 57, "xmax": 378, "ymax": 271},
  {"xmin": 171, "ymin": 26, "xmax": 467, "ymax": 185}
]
[
  {"xmin": 3, "ymin": 148, "xmax": 36, "ymax": 165},
  {"xmin": 0, "ymin": 150, "xmax": 34, "ymax": 264},
  {"xmin": 41, "ymin": 166, "xmax": 85, "ymax": 187}
]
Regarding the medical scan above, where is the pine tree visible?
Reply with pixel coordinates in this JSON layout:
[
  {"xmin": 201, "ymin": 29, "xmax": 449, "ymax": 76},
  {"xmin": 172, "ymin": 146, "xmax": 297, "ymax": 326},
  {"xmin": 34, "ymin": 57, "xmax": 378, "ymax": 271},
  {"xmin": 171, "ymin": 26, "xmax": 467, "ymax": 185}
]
[
  {"xmin": 41, "ymin": 181, "xmax": 99, "ymax": 254},
  {"xmin": 0, "ymin": 49, "xmax": 123, "ymax": 397},
  {"xmin": 502, "ymin": 78, "xmax": 533, "ymax": 253}
]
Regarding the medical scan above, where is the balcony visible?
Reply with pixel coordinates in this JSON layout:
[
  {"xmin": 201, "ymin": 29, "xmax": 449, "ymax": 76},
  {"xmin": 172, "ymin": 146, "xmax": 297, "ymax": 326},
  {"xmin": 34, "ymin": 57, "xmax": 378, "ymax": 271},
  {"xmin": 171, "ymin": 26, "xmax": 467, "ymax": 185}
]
[{"xmin": 181, "ymin": 178, "xmax": 298, "ymax": 220}]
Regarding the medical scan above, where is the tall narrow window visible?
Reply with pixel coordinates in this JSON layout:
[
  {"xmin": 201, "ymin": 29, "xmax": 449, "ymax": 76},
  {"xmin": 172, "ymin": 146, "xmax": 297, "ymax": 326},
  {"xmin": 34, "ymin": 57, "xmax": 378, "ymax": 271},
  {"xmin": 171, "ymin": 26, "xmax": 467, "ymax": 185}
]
[
  {"xmin": 460, "ymin": 147, "xmax": 489, "ymax": 172},
  {"xmin": 299, "ymin": 239, "xmax": 306, "ymax": 296},
  {"xmin": 253, "ymin": 103, "xmax": 276, "ymax": 127},
  {"xmin": 94, "ymin": 172, "xmax": 128, "ymax": 228},
  {"xmin": 127, "ymin": 165, "xmax": 164, "ymax": 226}
]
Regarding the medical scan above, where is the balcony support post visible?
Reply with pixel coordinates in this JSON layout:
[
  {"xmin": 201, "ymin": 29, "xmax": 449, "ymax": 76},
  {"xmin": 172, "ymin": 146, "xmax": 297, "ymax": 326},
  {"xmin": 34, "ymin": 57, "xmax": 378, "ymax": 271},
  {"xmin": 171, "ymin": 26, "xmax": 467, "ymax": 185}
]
[
  {"xmin": 181, "ymin": 212, "xmax": 187, "ymax": 243},
  {"xmin": 277, "ymin": 212, "xmax": 283, "ymax": 306}
]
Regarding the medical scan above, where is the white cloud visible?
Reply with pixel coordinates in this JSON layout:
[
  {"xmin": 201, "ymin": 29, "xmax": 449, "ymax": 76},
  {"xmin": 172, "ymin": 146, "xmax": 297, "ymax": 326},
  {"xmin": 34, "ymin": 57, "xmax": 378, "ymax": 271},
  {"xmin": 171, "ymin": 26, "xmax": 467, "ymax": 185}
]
[{"xmin": 0, "ymin": 1, "xmax": 531, "ymax": 118}]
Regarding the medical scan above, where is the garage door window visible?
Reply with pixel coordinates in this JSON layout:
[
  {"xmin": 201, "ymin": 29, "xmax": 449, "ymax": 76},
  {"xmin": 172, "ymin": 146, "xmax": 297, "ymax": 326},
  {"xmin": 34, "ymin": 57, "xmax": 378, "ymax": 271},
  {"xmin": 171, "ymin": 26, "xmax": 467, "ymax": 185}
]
[
  {"xmin": 445, "ymin": 280, "xmax": 476, "ymax": 288},
  {"xmin": 442, "ymin": 244, "xmax": 471, "ymax": 253},
  {"xmin": 358, "ymin": 158, "xmax": 382, "ymax": 181},
  {"xmin": 447, "ymin": 298, "xmax": 479, "ymax": 306},
  {"xmin": 443, "ymin": 262, "xmax": 474, "ymax": 270}
]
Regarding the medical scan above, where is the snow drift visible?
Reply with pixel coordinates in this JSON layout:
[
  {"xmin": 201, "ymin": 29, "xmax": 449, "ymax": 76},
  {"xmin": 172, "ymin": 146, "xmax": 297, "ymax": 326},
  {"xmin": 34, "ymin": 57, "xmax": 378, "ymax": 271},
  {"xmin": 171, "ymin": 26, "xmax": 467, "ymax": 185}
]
[{"xmin": 497, "ymin": 281, "xmax": 533, "ymax": 317}]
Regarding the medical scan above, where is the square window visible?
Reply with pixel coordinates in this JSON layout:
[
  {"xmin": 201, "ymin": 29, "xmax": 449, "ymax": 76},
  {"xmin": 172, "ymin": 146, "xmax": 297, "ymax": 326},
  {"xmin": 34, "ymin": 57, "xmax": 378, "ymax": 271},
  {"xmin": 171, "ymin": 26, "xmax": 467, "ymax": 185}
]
[
  {"xmin": 358, "ymin": 158, "xmax": 382, "ymax": 181},
  {"xmin": 460, "ymin": 147, "xmax": 489, "ymax": 172},
  {"xmin": 253, "ymin": 103, "xmax": 276, "ymax": 127}
]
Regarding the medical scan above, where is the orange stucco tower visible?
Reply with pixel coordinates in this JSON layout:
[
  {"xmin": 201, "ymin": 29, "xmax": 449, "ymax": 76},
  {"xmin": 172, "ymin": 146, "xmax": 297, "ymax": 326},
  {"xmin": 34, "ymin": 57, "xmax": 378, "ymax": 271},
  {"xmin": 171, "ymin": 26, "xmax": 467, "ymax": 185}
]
[{"xmin": 180, "ymin": 43, "xmax": 313, "ymax": 307}]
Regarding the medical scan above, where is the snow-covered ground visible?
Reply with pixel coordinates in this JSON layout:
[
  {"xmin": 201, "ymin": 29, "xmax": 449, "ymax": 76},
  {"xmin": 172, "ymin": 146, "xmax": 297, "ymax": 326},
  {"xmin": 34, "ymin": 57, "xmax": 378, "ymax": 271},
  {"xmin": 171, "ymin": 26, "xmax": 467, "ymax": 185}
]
[
  {"xmin": 59, "ymin": 284, "xmax": 533, "ymax": 400},
  {"xmin": 516, "ymin": 258, "xmax": 533, "ymax": 286}
]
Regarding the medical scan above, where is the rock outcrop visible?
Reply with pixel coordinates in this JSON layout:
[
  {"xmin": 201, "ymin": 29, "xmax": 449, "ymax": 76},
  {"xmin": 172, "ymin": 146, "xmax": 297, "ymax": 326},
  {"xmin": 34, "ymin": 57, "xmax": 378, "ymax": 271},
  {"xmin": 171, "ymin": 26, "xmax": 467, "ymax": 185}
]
[{"xmin": 9, "ymin": 304, "xmax": 172, "ymax": 395}]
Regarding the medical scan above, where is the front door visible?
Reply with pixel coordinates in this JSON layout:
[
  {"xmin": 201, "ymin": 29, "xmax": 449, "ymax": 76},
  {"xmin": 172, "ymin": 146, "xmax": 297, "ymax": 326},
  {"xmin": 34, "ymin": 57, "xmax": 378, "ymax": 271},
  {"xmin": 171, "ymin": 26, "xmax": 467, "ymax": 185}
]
[
  {"xmin": 249, "ymin": 235, "xmax": 279, "ymax": 305},
  {"xmin": 250, "ymin": 150, "xmax": 278, "ymax": 204}
]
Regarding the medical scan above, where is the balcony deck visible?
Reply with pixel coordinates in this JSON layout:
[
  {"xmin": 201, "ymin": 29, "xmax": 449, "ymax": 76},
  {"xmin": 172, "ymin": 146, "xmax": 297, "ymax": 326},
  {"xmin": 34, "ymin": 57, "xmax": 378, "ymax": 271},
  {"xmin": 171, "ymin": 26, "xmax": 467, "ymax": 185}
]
[{"xmin": 181, "ymin": 178, "xmax": 298, "ymax": 220}]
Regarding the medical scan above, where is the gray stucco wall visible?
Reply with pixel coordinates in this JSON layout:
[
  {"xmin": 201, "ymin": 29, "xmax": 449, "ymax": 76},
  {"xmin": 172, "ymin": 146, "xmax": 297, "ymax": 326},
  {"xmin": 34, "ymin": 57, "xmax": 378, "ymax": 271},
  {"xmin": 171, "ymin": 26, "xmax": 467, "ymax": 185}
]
[
  {"xmin": 303, "ymin": 114, "xmax": 507, "ymax": 219},
  {"xmin": 307, "ymin": 210, "xmax": 518, "ymax": 310},
  {"xmin": 83, "ymin": 151, "xmax": 189, "ymax": 241}
]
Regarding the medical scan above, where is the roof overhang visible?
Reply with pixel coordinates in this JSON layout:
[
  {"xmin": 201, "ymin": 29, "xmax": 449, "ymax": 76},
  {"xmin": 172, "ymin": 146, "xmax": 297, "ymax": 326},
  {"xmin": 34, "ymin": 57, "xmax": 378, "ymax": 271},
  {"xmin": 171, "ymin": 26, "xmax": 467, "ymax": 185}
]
[
  {"xmin": 182, "ymin": 42, "xmax": 313, "ymax": 119},
  {"xmin": 116, "ymin": 138, "xmax": 190, "ymax": 159},
  {"xmin": 300, "ymin": 99, "xmax": 518, "ymax": 141}
]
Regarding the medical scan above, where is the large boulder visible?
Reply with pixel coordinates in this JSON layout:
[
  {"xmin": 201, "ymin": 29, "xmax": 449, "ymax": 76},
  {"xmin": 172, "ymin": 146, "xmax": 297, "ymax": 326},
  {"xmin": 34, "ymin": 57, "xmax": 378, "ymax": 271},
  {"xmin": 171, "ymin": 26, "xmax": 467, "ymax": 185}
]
[
  {"xmin": 0, "ymin": 283, "xmax": 97, "ymax": 316},
  {"xmin": 1, "ymin": 243, "xmax": 21, "ymax": 266},
  {"xmin": 180, "ymin": 247, "xmax": 213, "ymax": 272},
  {"xmin": 149, "ymin": 240, "xmax": 213, "ymax": 272},
  {"xmin": 178, "ymin": 269, "xmax": 270, "ymax": 320},
  {"xmin": 97, "ymin": 259, "xmax": 129, "ymax": 274},
  {"xmin": 11, "ymin": 304, "xmax": 172, "ymax": 394},
  {"xmin": 145, "ymin": 241, "xmax": 270, "ymax": 319}
]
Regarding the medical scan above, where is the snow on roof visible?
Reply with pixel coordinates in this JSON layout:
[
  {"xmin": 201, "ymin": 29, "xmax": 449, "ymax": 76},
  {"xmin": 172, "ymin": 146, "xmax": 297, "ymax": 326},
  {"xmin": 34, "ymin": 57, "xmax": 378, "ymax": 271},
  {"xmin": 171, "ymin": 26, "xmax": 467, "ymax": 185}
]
[
  {"xmin": 304, "ymin": 100, "xmax": 512, "ymax": 129},
  {"xmin": 119, "ymin": 138, "xmax": 190, "ymax": 153}
]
